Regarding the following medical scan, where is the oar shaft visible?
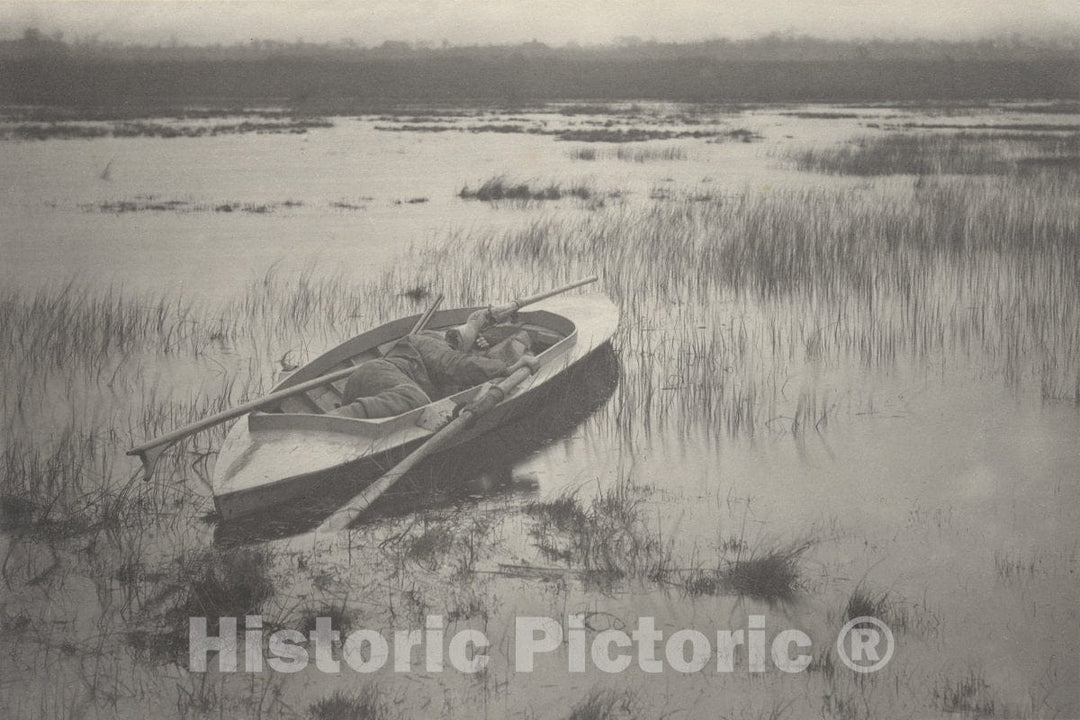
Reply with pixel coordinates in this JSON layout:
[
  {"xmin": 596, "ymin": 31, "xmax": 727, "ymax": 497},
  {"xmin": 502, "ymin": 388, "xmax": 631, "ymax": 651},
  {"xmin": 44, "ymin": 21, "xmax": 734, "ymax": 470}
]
[
  {"xmin": 129, "ymin": 296, "xmax": 446, "ymax": 460},
  {"xmin": 127, "ymin": 364, "xmax": 357, "ymax": 456},
  {"xmin": 409, "ymin": 293, "xmax": 443, "ymax": 335},
  {"xmin": 317, "ymin": 365, "xmax": 534, "ymax": 533},
  {"xmin": 490, "ymin": 276, "xmax": 597, "ymax": 317}
]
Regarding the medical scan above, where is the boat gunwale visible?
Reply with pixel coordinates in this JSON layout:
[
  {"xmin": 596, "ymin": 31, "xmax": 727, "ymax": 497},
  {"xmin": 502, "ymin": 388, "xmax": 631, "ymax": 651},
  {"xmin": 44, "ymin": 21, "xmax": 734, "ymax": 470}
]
[{"xmin": 247, "ymin": 307, "xmax": 579, "ymax": 436}]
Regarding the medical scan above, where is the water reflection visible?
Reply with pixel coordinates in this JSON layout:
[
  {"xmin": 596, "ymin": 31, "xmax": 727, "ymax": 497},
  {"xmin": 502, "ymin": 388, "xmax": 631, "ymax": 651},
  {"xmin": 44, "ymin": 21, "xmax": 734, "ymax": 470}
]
[{"xmin": 214, "ymin": 344, "xmax": 620, "ymax": 544}]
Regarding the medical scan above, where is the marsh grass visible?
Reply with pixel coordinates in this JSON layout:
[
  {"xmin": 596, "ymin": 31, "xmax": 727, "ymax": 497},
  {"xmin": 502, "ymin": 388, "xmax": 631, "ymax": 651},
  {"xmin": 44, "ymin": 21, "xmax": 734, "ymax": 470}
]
[
  {"xmin": 525, "ymin": 488, "xmax": 806, "ymax": 600},
  {"xmin": 993, "ymin": 550, "xmax": 1043, "ymax": 582},
  {"xmin": 165, "ymin": 546, "xmax": 275, "ymax": 625},
  {"xmin": 844, "ymin": 585, "xmax": 890, "ymax": 622},
  {"xmin": 443, "ymin": 165, "xmax": 1080, "ymax": 432},
  {"xmin": 525, "ymin": 486, "xmax": 671, "ymax": 583},
  {"xmin": 2, "ymin": 125, "xmax": 1078, "ymax": 717},
  {"xmin": 0, "ymin": 431, "xmax": 133, "ymax": 544},
  {"xmin": 789, "ymin": 132, "xmax": 1080, "ymax": 176},
  {"xmin": 127, "ymin": 546, "xmax": 276, "ymax": 663},
  {"xmin": 404, "ymin": 523, "xmax": 456, "ymax": 569},
  {"xmin": 934, "ymin": 671, "xmax": 997, "ymax": 717}
]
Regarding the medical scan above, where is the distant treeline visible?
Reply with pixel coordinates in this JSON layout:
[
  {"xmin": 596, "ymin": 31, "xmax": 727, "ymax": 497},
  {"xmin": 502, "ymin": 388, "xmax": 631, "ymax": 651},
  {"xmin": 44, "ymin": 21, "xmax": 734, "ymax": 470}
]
[{"xmin": 2, "ymin": 31, "xmax": 1078, "ymax": 105}]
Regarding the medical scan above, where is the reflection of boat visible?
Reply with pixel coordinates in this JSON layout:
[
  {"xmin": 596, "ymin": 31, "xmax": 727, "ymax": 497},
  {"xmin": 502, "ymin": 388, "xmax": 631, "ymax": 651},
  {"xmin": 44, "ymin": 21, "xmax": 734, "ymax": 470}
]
[{"xmin": 213, "ymin": 294, "xmax": 619, "ymax": 521}]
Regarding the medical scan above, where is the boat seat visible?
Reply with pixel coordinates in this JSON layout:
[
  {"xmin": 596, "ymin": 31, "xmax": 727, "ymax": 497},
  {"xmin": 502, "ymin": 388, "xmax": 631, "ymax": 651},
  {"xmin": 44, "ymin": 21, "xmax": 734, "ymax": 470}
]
[
  {"xmin": 307, "ymin": 385, "xmax": 342, "ymax": 413},
  {"xmin": 280, "ymin": 393, "xmax": 321, "ymax": 414}
]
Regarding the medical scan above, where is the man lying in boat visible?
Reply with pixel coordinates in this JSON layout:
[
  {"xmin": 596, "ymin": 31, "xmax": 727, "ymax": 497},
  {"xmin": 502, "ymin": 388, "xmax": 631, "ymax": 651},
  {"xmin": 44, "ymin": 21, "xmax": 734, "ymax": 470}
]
[{"xmin": 328, "ymin": 309, "xmax": 539, "ymax": 419}]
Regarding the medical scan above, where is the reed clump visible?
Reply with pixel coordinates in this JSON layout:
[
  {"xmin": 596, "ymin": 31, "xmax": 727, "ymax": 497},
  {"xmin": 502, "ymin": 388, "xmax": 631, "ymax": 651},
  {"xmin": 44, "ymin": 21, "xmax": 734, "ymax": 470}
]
[{"xmin": 685, "ymin": 543, "xmax": 807, "ymax": 603}]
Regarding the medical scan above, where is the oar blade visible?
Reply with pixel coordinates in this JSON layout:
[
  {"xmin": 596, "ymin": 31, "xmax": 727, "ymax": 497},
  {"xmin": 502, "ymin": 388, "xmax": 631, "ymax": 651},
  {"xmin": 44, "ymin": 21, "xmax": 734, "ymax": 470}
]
[{"xmin": 127, "ymin": 443, "xmax": 169, "ymax": 482}]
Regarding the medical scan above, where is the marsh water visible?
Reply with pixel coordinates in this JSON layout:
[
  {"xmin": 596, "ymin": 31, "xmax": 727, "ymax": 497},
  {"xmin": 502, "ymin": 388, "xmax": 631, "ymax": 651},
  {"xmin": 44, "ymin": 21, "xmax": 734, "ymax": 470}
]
[{"xmin": 2, "ymin": 103, "xmax": 1078, "ymax": 719}]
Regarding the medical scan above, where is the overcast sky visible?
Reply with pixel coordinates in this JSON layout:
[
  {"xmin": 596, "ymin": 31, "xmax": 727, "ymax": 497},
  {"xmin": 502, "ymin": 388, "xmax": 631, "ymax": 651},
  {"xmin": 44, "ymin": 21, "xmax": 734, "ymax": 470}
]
[{"xmin": 3, "ymin": 1, "xmax": 1079, "ymax": 46}]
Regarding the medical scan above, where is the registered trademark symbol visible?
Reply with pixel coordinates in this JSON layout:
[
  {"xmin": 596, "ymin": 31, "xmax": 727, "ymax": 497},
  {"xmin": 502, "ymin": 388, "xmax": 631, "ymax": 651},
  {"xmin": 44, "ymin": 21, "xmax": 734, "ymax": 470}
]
[{"xmin": 836, "ymin": 616, "xmax": 895, "ymax": 673}]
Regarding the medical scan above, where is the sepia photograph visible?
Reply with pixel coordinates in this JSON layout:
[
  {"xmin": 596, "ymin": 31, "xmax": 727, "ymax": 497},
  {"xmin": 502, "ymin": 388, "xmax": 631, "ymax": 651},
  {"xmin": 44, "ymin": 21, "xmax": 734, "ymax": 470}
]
[{"xmin": 1, "ymin": 1, "xmax": 1078, "ymax": 718}]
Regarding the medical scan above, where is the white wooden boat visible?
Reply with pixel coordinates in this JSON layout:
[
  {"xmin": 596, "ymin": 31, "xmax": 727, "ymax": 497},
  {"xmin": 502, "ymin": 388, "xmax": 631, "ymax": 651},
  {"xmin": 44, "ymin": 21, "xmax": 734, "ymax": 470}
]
[{"xmin": 212, "ymin": 293, "xmax": 619, "ymax": 520}]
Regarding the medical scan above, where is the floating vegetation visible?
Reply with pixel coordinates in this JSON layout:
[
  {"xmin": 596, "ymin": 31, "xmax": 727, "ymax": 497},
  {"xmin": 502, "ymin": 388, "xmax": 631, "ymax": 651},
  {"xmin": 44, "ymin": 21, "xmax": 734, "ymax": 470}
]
[
  {"xmin": 459, "ymin": 176, "xmax": 593, "ymax": 202},
  {"xmin": 569, "ymin": 145, "xmax": 689, "ymax": 162},
  {"xmin": 331, "ymin": 198, "xmax": 369, "ymax": 210},
  {"xmin": 781, "ymin": 111, "xmax": 862, "ymax": 119},
  {"xmin": 0, "ymin": 106, "xmax": 306, "ymax": 123},
  {"xmin": 2, "ymin": 118, "xmax": 334, "ymax": 141},
  {"xmin": 555, "ymin": 127, "xmax": 724, "ymax": 143},
  {"xmin": 374, "ymin": 121, "xmax": 753, "ymax": 143},
  {"xmin": 78, "ymin": 197, "xmax": 309, "ymax": 214},
  {"xmin": 705, "ymin": 128, "xmax": 763, "ymax": 143}
]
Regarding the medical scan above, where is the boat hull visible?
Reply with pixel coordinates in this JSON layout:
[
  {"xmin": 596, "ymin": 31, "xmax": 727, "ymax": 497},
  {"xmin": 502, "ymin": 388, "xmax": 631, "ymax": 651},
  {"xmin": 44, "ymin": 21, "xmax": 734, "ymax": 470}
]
[{"xmin": 212, "ymin": 294, "xmax": 619, "ymax": 521}]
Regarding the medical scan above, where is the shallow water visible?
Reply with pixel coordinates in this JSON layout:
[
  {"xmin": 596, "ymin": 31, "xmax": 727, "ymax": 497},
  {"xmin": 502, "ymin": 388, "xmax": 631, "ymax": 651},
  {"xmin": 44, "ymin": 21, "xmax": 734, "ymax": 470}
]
[{"xmin": 2, "ymin": 102, "xmax": 1078, "ymax": 719}]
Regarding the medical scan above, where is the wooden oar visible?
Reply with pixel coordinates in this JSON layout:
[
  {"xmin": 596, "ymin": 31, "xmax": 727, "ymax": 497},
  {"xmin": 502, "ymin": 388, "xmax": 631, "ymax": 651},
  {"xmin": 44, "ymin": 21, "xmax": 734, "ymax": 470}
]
[
  {"xmin": 316, "ymin": 363, "xmax": 536, "ymax": 533},
  {"xmin": 127, "ymin": 294, "xmax": 444, "ymax": 480}
]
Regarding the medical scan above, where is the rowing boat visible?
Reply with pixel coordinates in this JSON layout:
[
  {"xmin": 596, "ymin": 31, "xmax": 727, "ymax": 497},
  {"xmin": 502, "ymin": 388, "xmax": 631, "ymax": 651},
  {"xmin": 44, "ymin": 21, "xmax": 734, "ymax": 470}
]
[{"xmin": 212, "ymin": 293, "xmax": 619, "ymax": 520}]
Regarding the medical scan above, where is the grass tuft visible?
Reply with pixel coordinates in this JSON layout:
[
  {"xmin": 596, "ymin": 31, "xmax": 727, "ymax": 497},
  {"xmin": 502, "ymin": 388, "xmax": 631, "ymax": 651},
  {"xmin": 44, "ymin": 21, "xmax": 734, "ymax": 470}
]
[
  {"xmin": 844, "ymin": 585, "xmax": 889, "ymax": 621},
  {"xmin": 310, "ymin": 687, "xmax": 393, "ymax": 720},
  {"xmin": 298, "ymin": 599, "xmax": 357, "ymax": 637},
  {"xmin": 565, "ymin": 689, "xmax": 635, "ymax": 720},
  {"xmin": 721, "ymin": 544, "xmax": 807, "ymax": 603}
]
